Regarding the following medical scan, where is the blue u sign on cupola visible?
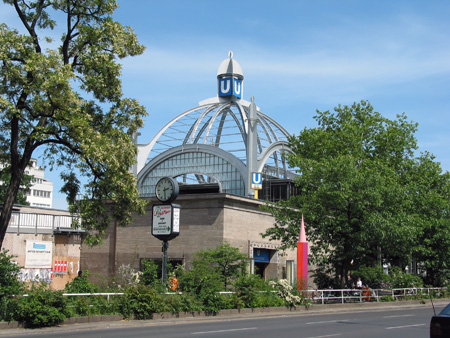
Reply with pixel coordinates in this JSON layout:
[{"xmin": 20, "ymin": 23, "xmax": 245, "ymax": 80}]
[{"xmin": 219, "ymin": 77, "xmax": 242, "ymax": 99}]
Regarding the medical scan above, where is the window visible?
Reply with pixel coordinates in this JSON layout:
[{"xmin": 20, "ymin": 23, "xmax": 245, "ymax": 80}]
[{"xmin": 32, "ymin": 190, "xmax": 51, "ymax": 198}]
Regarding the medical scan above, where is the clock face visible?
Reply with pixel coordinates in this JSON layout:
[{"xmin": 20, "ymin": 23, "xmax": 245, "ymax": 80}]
[{"xmin": 155, "ymin": 177, "xmax": 179, "ymax": 203}]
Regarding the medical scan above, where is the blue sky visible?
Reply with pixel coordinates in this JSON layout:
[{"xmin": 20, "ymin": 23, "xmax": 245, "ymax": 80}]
[{"xmin": 2, "ymin": 1, "xmax": 450, "ymax": 210}]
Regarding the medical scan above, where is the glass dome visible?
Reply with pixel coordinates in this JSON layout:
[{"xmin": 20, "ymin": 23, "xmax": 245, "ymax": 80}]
[{"xmin": 135, "ymin": 54, "xmax": 296, "ymax": 198}]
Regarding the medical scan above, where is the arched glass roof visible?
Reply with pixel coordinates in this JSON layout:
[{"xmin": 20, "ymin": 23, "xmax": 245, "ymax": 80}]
[{"xmin": 135, "ymin": 54, "xmax": 296, "ymax": 198}]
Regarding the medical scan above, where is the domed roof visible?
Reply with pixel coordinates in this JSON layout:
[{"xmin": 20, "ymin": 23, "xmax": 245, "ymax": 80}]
[
  {"xmin": 135, "ymin": 54, "xmax": 296, "ymax": 198},
  {"xmin": 217, "ymin": 51, "xmax": 243, "ymax": 80},
  {"xmin": 136, "ymin": 101, "xmax": 293, "ymax": 178}
]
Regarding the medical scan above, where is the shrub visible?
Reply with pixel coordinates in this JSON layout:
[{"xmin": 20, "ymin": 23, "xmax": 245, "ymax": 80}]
[
  {"xmin": 121, "ymin": 285, "xmax": 167, "ymax": 319},
  {"xmin": 164, "ymin": 293, "xmax": 203, "ymax": 314},
  {"xmin": 16, "ymin": 283, "xmax": 67, "ymax": 328},
  {"xmin": 351, "ymin": 265, "xmax": 391, "ymax": 288},
  {"xmin": 64, "ymin": 271, "xmax": 98, "ymax": 293},
  {"xmin": 0, "ymin": 250, "xmax": 23, "ymax": 322},
  {"xmin": 269, "ymin": 279, "xmax": 306, "ymax": 307},
  {"xmin": 117, "ymin": 264, "xmax": 142, "ymax": 287},
  {"xmin": 232, "ymin": 275, "xmax": 258, "ymax": 308},
  {"xmin": 177, "ymin": 258, "xmax": 225, "ymax": 313},
  {"xmin": 380, "ymin": 295, "xmax": 396, "ymax": 302},
  {"xmin": 232, "ymin": 274, "xmax": 277, "ymax": 308},
  {"xmin": 389, "ymin": 266, "xmax": 424, "ymax": 288},
  {"xmin": 140, "ymin": 259, "xmax": 160, "ymax": 287}
]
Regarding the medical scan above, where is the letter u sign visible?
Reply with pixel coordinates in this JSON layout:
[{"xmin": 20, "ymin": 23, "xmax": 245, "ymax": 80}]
[
  {"xmin": 251, "ymin": 172, "xmax": 262, "ymax": 189},
  {"xmin": 233, "ymin": 78, "xmax": 242, "ymax": 98},
  {"xmin": 252, "ymin": 172, "xmax": 262, "ymax": 184},
  {"xmin": 219, "ymin": 78, "xmax": 232, "ymax": 96},
  {"xmin": 218, "ymin": 77, "xmax": 243, "ymax": 98}
]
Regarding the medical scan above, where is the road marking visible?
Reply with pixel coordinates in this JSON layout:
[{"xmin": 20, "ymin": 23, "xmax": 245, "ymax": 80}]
[
  {"xmin": 307, "ymin": 320, "xmax": 349, "ymax": 325},
  {"xmin": 386, "ymin": 323, "xmax": 426, "ymax": 329},
  {"xmin": 384, "ymin": 314, "xmax": 414, "ymax": 318},
  {"xmin": 306, "ymin": 334, "xmax": 341, "ymax": 338},
  {"xmin": 192, "ymin": 327, "xmax": 258, "ymax": 334}
]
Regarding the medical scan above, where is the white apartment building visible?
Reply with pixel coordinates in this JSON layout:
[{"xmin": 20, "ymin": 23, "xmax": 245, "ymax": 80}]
[{"xmin": 25, "ymin": 159, "xmax": 53, "ymax": 208}]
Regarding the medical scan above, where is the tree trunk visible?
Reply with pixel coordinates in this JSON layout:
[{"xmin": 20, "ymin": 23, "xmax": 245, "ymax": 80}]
[{"xmin": 0, "ymin": 174, "xmax": 23, "ymax": 249}]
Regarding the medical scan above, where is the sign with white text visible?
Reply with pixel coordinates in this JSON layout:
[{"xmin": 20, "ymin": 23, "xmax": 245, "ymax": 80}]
[{"xmin": 152, "ymin": 204, "xmax": 180, "ymax": 240}]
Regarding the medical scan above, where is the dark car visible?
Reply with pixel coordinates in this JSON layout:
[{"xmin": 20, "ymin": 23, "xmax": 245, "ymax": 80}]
[{"xmin": 430, "ymin": 303, "xmax": 450, "ymax": 337}]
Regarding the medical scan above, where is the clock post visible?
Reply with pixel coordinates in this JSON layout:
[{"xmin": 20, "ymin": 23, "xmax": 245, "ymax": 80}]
[{"xmin": 152, "ymin": 177, "xmax": 181, "ymax": 285}]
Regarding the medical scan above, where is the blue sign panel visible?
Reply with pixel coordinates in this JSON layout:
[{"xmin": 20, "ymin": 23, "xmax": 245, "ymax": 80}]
[
  {"xmin": 233, "ymin": 78, "xmax": 242, "ymax": 98},
  {"xmin": 219, "ymin": 77, "xmax": 232, "ymax": 97},
  {"xmin": 219, "ymin": 77, "xmax": 242, "ymax": 98},
  {"xmin": 254, "ymin": 249, "xmax": 270, "ymax": 262},
  {"xmin": 251, "ymin": 172, "xmax": 262, "ymax": 189}
]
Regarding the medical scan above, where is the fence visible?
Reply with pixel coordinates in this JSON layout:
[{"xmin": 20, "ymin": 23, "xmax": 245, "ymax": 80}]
[
  {"xmin": 51, "ymin": 287, "xmax": 447, "ymax": 303},
  {"xmin": 305, "ymin": 287, "xmax": 446, "ymax": 304},
  {"xmin": 8, "ymin": 212, "xmax": 81, "ymax": 235}
]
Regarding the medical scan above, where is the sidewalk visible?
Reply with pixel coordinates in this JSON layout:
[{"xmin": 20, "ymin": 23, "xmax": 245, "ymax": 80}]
[{"xmin": 0, "ymin": 298, "xmax": 447, "ymax": 335}]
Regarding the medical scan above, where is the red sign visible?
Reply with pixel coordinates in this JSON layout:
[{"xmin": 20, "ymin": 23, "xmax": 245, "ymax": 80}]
[{"xmin": 54, "ymin": 260, "xmax": 67, "ymax": 273}]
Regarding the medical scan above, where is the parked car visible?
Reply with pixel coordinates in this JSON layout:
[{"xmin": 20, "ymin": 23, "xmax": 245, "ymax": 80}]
[{"xmin": 430, "ymin": 303, "xmax": 450, "ymax": 337}]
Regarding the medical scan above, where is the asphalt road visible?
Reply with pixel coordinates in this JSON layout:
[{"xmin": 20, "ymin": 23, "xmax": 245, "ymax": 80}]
[{"xmin": 1, "ymin": 303, "xmax": 444, "ymax": 338}]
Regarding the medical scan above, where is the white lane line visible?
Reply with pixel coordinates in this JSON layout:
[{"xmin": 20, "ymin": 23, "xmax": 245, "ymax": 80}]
[
  {"xmin": 384, "ymin": 314, "xmax": 414, "ymax": 318},
  {"xmin": 192, "ymin": 327, "xmax": 258, "ymax": 334},
  {"xmin": 386, "ymin": 323, "xmax": 426, "ymax": 329},
  {"xmin": 307, "ymin": 320, "xmax": 349, "ymax": 325},
  {"xmin": 306, "ymin": 334, "xmax": 341, "ymax": 338}
]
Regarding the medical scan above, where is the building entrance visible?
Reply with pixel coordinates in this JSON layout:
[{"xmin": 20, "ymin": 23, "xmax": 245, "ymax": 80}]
[{"xmin": 253, "ymin": 248, "xmax": 271, "ymax": 279}]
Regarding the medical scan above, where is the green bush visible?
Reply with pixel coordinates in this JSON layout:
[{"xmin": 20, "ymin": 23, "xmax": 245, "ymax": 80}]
[
  {"xmin": 164, "ymin": 293, "xmax": 203, "ymax": 314},
  {"xmin": 0, "ymin": 250, "xmax": 23, "ymax": 322},
  {"xmin": 389, "ymin": 266, "xmax": 424, "ymax": 288},
  {"xmin": 380, "ymin": 295, "xmax": 396, "ymax": 302},
  {"xmin": 352, "ymin": 265, "xmax": 391, "ymax": 288},
  {"xmin": 65, "ymin": 294, "xmax": 122, "ymax": 317},
  {"xmin": 140, "ymin": 259, "xmax": 160, "ymax": 287},
  {"xmin": 64, "ymin": 271, "xmax": 98, "ymax": 293},
  {"xmin": 16, "ymin": 283, "xmax": 67, "ymax": 328},
  {"xmin": 121, "ymin": 285, "xmax": 167, "ymax": 320},
  {"xmin": 232, "ymin": 274, "xmax": 277, "ymax": 308},
  {"xmin": 177, "ymin": 258, "xmax": 226, "ymax": 313},
  {"xmin": 269, "ymin": 279, "xmax": 308, "ymax": 308}
]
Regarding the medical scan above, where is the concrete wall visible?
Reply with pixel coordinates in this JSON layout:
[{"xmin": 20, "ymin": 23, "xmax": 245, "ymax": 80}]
[
  {"xmin": 3, "ymin": 232, "xmax": 81, "ymax": 290},
  {"xmin": 1, "ymin": 205, "xmax": 82, "ymax": 290}
]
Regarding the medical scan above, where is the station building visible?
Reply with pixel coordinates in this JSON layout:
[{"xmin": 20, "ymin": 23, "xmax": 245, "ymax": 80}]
[{"xmin": 81, "ymin": 53, "xmax": 306, "ymax": 283}]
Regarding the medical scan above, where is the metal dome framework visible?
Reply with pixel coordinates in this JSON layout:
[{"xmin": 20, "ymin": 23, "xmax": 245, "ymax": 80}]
[{"xmin": 135, "ymin": 55, "xmax": 296, "ymax": 198}]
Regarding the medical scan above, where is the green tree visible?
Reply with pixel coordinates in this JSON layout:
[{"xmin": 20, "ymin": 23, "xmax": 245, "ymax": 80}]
[
  {"xmin": 195, "ymin": 242, "xmax": 248, "ymax": 288},
  {"xmin": 405, "ymin": 153, "xmax": 450, "ymax": 286},
  {"xmin": 0, "ymin": 0, "xmax": 148, "ymax": 247},
  {"xmin": 0, "ymin": 164, "xmax": 32, "ymax": 206},
  {"xmin": 262, "ymin": 101, "xmax": 446, "ymax": 287},
  {"xmin": 177, "ymin": 243, "xmax": 248, "ymax": 313}
]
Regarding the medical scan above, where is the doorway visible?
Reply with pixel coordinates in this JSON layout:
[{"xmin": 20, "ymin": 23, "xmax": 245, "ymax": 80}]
[{"xmin": 253, "ymin": 248, "xmax": 271, "ymax": 279}]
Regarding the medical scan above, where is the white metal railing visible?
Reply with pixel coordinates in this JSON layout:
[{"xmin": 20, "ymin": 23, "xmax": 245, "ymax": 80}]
[
  {"xmin": 304, "ymin": 287, "xmax": 446, "ymax": 304},
  {"xmin": 62, "ymin": 293, "xmax": 124, "ymax": 302},
  {"xmin": 47, "ymin": 287, "xmax": 446, "ymax": 304},
  {"xmin": 8, "ymin": 211, "xmax": 81, "ymax": 234}
]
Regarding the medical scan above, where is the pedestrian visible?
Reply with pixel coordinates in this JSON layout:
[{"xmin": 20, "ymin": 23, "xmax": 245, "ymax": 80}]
[{"xmin": 356, "ymin": 277, "xmax": 363, "ymax": 288}]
